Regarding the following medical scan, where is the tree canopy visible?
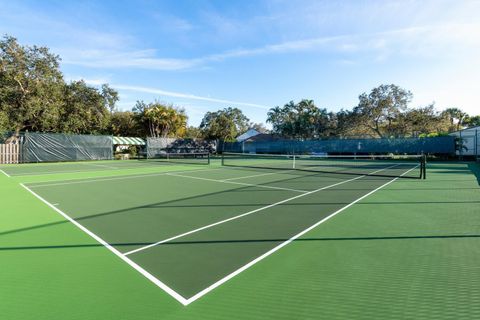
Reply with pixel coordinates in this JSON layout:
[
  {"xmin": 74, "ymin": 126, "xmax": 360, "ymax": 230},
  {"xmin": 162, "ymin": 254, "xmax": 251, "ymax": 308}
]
[
  {"xmin": 267, "ymin": 99, "xmax": 334, "ymax": 139},
  {"xmin": 0, "ymin": 36, "xmax": 118, "ymax": 136},
  {"xmin": 133, "ymin": 101, "xmax": 187, "ymax": 138},
  {"xmin": 0, "ymin": 35, "xmax": 64, "ymax": 134},
  {"xmin": 267, "ymin": 85, "xmax": 464, "ymax": 139},
  {"xmin": 466, "ymin": 115, "xmax": 480, "ymax": 127},
  {"xmin": 199, "ymin": 107, "xmax": 250, "ymax": 141},
  {"xmin": 109, "ymin": 111, "xmax": 141, "ymax": 137},
  {"xmin": 350, "ymin": 84, "xmax": 412, "ymax": 138}
]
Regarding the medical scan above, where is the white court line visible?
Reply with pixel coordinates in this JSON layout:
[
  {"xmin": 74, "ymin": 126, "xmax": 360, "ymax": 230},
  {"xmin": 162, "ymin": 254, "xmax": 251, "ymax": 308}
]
[
  {"xmin": 184, "ymin": 165, "xmax": 418, "ymax": 305},
  {"xmin": 9, "ymin": 161, "xmax": 207, "ymax": 177},
  {"xmin": 124, "ymin": 165, "xmax": 400, "ymax": 257},
  {"xmin": 20, "ymin": 183, "xmax": 190, "ymax": 306},
  {"xmin": 80, "ymin": 162, "xmax": 119, "ymax": 170},
  {"xmin": 221, "ymin": 171, "xmax": 285, "ymax": 181},
  {"xmin": 166, "ymin": 172, "xmax": 308, "ymax": 193},
  {"xmin": 0, "ymin": 169, "xmax": 11, "ymax": 177},
  {"xmin": 27, "ymin": 168, "xmax": 222, "ymax": 188},
  {"xmin": 10, "ymin": 168, "xmax": 119, "ymax": 177}
]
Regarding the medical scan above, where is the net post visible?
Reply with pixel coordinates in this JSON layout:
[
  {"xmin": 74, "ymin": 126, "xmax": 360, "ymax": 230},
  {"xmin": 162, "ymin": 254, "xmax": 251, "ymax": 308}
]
[
  {"xmin": 292, "ymin": 154, "xmax": 296, "ymax": 169},
  {"xmin": 207, "ymin": 153, "xmax": 211, "ymax": 165},
  {"xmin": 221, "ymin": 153, "xmax": 224, "ymax": 166},
  {"xmin": 422, "ymin": 154, "xmax": 427, "ymax": 179}
]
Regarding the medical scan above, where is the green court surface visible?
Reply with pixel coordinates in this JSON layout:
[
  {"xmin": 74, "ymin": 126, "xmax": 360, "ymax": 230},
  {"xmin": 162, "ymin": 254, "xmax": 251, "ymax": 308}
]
[{"xmin": 1, "ymin": 159, "xmax": 480, "ymax": 319}]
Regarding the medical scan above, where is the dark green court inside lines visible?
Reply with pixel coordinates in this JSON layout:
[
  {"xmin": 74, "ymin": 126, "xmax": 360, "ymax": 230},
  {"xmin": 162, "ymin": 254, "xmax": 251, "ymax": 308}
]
[{"xmin": 1, "ymin": 160, "xmax": 480, "ymax": 319}]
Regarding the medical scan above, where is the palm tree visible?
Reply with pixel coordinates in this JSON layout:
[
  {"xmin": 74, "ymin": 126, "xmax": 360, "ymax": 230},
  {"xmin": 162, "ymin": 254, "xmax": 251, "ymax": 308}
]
[
  {"xmin": 442, "ymin": 108, "xmax": 468, "ymax": 131},
  {"xmin": 143, "ymin": 103, "xmax": 187, "ymax": 138}
]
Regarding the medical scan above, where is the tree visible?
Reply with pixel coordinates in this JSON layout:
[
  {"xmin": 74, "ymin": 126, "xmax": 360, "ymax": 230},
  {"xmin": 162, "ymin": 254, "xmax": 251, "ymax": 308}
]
[
  {"xmin": 403, "ymin": 104, "xmax": 450, "ymax": 136},
  {"xmin": 101, "ymin": 84, "xmax": 119, "ymax": 113},
  {"xmin": 465, "ymin": 115, "xmax": 480, "ymax": 127},
  {"xmin": 0, "ymin": 35, "xmax": 64, "ymax": 135},
  {"xmin": 441, "ymin": 108, "xmax": 469, "ymax": 131},
  {"xmin": 134, "ymin": 101, "xmax": 187, "ymax": 137},
  {"xmin": 110, "ymin": 111, "xmax": 140, "ymax": 136},
  {"xmin": 0, "ymin": 35, "xmax": 121, "ymax": 136},
  {"xmin": 58, "ymin": 80, "xmax": 115, "ymax": 134},
  {"xmin": 250, "ymin": 122, "xmax": 269, "ymax": 133},
  {"xmin": 184, "ymin": 126, "xmax": 203, "ymax": 139},
  {"xmin": 352, "ymin": 84, "xmax": 412, "ymax": 138},
  {"xmin": 199, "ymin": 107, "xmax": 250, "ymax": 141},
  {"xmin": 0, "ymin": 110, "xmax": 7, "ymax": 132},
  {"xmin": 267, "ymin": 99, "xmax": 330, "ymax": 139},
  {"xmin": 335, "ymin": 109, "xmax": 365, "ymax": 137}
]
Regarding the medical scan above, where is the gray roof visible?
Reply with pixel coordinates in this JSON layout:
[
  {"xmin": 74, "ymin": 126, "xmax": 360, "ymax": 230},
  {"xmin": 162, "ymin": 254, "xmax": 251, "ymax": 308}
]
[
  {"xmin": 236, "ymin": 129, "xmax": 261, "ymax": 142},
  {"xmin": 448, "ymin": 126, "xmax": 480, "ymax": 135}
]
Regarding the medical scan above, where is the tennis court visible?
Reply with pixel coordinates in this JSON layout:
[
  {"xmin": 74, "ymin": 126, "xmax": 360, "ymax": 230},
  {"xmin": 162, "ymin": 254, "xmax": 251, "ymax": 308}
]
[
  {"xmin": 2, "ymin": 156, "xmax": 480, "ymax": 319},
  {"xmin": 10, "ymin": 154, "xmax": 421, "ymax": 304}
]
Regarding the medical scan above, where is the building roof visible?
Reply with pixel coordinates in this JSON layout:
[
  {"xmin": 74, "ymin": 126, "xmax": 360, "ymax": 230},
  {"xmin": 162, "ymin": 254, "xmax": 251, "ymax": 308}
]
[
  {"xmin": 236, "ymin": 129, "xmax": 261, "ymax": 142},
  {"xmin": 448, "ymin": 126, "xmax": 480, "ymax": 135},
  {"xmin": 244, "ymin": 133, "xmax": 284, "ymax": 142}
]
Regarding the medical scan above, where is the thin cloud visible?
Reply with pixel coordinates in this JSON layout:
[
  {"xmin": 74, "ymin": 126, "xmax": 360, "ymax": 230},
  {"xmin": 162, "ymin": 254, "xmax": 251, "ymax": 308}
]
[
  {"xmin": 61, "ymin": 49, "xmax": 200, "ymax": 71},
  {"xmin": 61, "ymin": 22, "xmax": 480, "ymax": 71},
  {"xmin": 110, "ymin": 84, "xmax": 270, "ymax": 110},
  {"xmin": 60, "ymin": 35, "xmax": 343, "ymax": 70}
]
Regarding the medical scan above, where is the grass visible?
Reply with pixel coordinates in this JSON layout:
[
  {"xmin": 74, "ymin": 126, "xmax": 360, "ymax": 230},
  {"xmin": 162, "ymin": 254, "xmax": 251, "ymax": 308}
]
[{"xmin": 1, "ymin": 160, "xmax": 479, "ymax": 319}]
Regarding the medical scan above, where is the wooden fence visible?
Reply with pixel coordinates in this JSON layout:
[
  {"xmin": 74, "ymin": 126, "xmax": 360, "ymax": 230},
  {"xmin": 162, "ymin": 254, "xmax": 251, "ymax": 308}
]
[{"xmin": 0, "ymin": 144, "xmax": 20, "ymax": 164}]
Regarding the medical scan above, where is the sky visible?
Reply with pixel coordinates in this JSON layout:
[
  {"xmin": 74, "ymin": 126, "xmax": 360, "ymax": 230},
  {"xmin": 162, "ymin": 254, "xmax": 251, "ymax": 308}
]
[{"xmin": 1, "ymin": 0, "xmax": 479, "ymax": 126}]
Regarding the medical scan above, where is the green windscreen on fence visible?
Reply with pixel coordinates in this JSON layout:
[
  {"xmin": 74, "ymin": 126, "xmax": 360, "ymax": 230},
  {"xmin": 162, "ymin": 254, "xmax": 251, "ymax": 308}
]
[
  {"xmin": 222, "ymin": 152, "xmax": 426, "ymax": 179},
  {"xmin": 222, "ymin": 136, "xmax": 456, "ymax": 155},
  {"xmin": 23, "ymin": 132, "xmax": 113, "ymax": 162}
]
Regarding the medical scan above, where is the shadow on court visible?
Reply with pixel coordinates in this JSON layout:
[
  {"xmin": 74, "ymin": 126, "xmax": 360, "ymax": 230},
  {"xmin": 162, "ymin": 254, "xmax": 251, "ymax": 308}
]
[
  {"xmin": 1, "ymin": 170, "xmax": 349, "ymax": 238},
  {"xmin": 2, "ymin": 234, "xmax": 480, "ymax": 251},
  {"xmin": 2, "ymin": 168, "xmax": 478, "ymax": 240},
  {"xmin": 3, "ymin": 192, "xmax": 478, "ymax": 240}
]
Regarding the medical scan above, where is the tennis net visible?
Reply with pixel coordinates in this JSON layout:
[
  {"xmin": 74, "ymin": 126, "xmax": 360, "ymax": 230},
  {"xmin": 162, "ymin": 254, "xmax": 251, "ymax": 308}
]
[
  {"xmin": 221, "ymin": 153, "xmax": 426, "ymax": 179},
  {"xmin": 145, "ymin": 152, "xmax": 210, "ymax": 165}
]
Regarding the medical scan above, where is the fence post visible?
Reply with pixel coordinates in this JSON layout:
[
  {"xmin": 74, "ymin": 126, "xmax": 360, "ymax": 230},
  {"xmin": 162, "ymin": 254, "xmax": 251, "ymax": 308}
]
[
  {"xmin": 459, "ymin": 130, "xmax": 463, "ymax": 160},
  {"xmin": 422, "ymin": 154, "xmax": 427, "ymax": 180},
  {"xmin": 475, "ymin": 129, "xmax": 478, "ymax": 160}
]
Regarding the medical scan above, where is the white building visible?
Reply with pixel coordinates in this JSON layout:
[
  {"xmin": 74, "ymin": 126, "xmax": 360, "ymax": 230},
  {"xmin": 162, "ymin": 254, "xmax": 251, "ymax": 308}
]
[{"xmin": 449, "ymin": 126, "xmax": 480, "ymax": 157}]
